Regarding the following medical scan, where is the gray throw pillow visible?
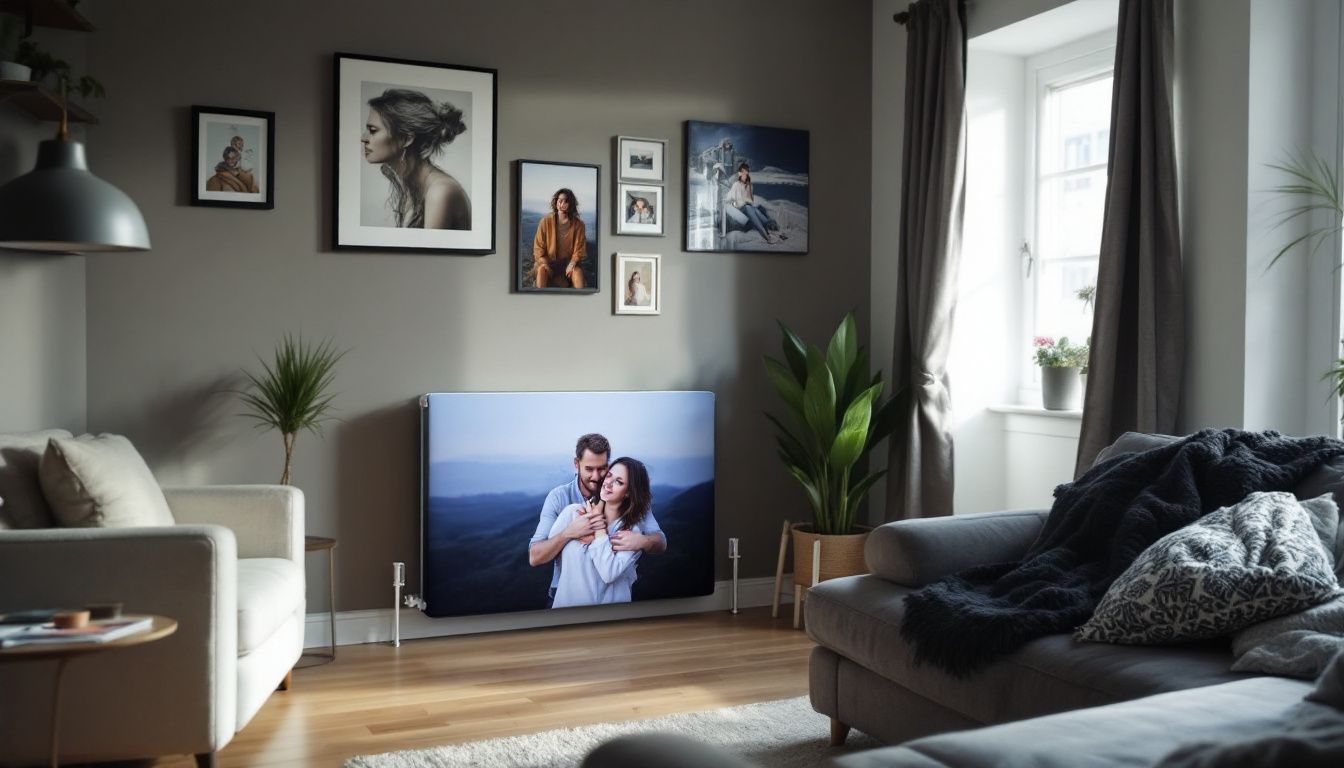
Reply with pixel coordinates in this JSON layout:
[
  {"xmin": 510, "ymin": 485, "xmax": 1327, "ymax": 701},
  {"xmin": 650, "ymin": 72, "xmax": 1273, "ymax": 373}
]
[
  {"xmin": 0, "ymin": 429, "xmax": 74, "ymax": 529},
  {"xmin": 1076, "ymin": 491, "xmax": 1340, "ymax": 645},
  {"xmin": 39, "ymin": 433, "xmax": 175, "ymax": 528}
]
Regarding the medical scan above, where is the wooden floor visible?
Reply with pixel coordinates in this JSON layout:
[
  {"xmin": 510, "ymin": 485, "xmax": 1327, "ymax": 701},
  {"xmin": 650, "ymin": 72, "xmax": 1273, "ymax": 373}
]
[{"xmin": 155, "ymin": 607, "xmax": 815, "ymax": 767}]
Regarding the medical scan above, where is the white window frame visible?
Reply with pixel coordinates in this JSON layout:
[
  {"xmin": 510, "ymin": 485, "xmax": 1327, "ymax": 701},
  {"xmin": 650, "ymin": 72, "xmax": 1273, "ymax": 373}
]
[{"xmin": 1018, "ymin": 34, "xmax": 1116, "ymax": 404}]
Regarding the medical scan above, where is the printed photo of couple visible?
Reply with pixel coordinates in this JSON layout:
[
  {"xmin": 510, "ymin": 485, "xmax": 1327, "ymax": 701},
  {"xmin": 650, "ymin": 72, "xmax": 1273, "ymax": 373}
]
[{"xmin": 421, "ymin": 391, "xmax": 715, "ymax": 618}]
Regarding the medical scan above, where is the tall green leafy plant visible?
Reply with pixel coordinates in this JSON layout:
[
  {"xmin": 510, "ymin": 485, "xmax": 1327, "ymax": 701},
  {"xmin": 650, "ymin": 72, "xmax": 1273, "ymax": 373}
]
[
  {"xmin": 1267, "ymin": 149, "xmax": 1344, "ymax": 420},
  {"xmin": 763, "ymin": 313, "xmax": 904, "ymax": 535},
  {"xmin": 237, "ymin": 334, "xmax": 346, "ymax": 485}
]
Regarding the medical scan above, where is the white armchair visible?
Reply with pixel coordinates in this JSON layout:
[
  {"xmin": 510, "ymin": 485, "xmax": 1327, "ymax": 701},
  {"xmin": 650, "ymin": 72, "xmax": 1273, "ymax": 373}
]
[{"xmin": 0, "ymin": 485, "xmax": 305, "ymax": 768}]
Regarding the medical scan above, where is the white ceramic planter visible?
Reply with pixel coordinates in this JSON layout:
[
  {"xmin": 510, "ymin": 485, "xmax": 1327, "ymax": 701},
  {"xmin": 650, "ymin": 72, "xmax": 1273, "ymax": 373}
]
[{"xmin": 0, "ymin": 61, "xmax": 32, "ymax": 81}]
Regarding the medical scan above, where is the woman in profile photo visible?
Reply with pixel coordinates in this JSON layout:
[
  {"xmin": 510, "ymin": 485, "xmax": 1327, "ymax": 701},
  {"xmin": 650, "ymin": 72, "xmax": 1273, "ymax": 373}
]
[
  {"xmin": 549, "ymin": 457, "xmax": 654, "ymax": 608},
  {"xmin": 627, "ymin": 196, "xmax": 654, "ymax": 224},
  {"xmin": 625, "ymin": 270, "xmax": 649, "ymax": 306},
  {"xmin": 362, "ymin": 88, "xmax": 472, "ymax": 230},
  {"xmin": 724, "ymin": 161, "xmax": 784, "ymax": 245},
  {"xmin": 532, "ymin": 188, "xmax": 588, "ymax": 288}
]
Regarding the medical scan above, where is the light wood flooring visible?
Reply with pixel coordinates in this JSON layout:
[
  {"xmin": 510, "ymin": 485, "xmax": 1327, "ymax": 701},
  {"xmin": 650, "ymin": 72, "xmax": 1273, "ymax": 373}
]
[{"xmin": 155, "ymin": 607, "xmax": 815, "ymax": 767}]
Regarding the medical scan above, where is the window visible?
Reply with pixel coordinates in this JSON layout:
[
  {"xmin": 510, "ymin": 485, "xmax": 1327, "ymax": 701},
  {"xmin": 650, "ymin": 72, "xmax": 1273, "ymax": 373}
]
[{"xmin": 1022, "ymin": 47, "xmax": 1114, "ymax": 395}]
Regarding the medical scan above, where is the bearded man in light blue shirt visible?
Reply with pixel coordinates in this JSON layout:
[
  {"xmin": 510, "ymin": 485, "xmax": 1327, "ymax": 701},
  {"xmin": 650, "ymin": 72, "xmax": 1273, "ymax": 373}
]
[{"xmin": 528, "ymin": 433, "xmax": 667, "ymax": 606}]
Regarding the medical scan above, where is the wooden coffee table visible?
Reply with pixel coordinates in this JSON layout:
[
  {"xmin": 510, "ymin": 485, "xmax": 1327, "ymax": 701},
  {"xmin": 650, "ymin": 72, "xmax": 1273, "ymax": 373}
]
[{"xmin": 0, "ymin": 614, "xmax": 177, "ymax": 768}]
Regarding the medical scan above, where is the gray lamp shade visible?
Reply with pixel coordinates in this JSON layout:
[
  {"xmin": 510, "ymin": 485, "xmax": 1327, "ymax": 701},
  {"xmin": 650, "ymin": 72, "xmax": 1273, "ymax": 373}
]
[{"xmin": 0, "ymin": 139, "xmax": 150, "ymax": 253}]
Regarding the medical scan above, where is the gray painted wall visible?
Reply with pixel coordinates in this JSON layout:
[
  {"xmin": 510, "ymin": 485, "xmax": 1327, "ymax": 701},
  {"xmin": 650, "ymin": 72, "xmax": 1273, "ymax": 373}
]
[
  {"xmin": 80, "ymin": 1, "xmax": 872, "ymax": 611},
  {"xmin": 0, "ymin": 26, "xmax": 88, "ymax": 434}
]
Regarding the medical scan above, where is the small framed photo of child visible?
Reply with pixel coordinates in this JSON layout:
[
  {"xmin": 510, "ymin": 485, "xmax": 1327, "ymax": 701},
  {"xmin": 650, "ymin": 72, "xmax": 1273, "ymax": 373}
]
[
  {"xmin": 614, "ymin": 253, "xmax": 660, "ymax": 315},
  {"xmin": 191, "ymin": 106, "xmax": 275, "ymax": 210},
  {"xmin": 616, "ymin": 183, "xmax": 663, "ymax": 236}
]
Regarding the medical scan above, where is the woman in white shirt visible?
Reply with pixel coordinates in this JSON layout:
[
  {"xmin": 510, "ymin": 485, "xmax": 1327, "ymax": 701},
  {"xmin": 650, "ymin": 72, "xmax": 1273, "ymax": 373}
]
[
  {"xmin": 724, "ymin": 161, "xmax": 781, "ymax": 245},
  {"xmin": 625, "ymin": 271, "xmax": 650, "ymax": 306},
  {"xmin": 549, "ymin": 457, "xmax": 654, "ymax": 608}
]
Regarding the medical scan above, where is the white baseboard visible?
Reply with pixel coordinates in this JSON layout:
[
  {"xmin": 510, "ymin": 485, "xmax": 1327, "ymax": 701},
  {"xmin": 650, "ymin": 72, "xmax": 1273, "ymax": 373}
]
[{"xmin": 303, "ymin": 574, "xmax": 796, "ymax": 649}]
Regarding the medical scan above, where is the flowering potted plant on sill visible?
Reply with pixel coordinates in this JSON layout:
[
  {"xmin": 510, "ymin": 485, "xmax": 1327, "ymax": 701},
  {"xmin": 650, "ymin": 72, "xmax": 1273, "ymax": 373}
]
[{"xmin": 1033, "ymin": 336, "xmax": 1089, "ymax": 410}]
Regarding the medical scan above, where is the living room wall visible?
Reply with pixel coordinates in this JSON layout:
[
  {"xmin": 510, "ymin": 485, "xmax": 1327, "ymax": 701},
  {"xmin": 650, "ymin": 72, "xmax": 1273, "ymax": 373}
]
[{"xmin": 76, "ymin": 1, "xmax": 873, "ymax": 613}]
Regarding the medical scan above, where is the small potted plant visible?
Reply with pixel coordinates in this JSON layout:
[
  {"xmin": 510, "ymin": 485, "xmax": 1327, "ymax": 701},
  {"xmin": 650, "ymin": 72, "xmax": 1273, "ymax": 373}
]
[
  {"xmin": 236, "ymin": 334, "xmax": 346, "ymax": 485},
  {"xmin": 763, "ymin": 313, "xmax": 904, "ymax": 600},
  {"xmin": 0, "ymin": 17, "xmax": 30, "ymax": 81},
  {"xmin": 1033, "ymin": 336, "xmax": 1089, "ymax": 410}
]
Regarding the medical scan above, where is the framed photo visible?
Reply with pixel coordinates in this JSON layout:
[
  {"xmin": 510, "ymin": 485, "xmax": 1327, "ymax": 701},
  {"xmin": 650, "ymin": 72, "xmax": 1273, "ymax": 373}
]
[
  {"xmin": 616, "ymin": 136, "xmax": 665, "ymax": 182},
  {"xmin": 684, "ymin": 120, "xmax": 809, "ymax": 254},
  {"xmin": 191, "ymin": 106, "xmax": 274, "ymax": 209},
  {"xmin": 616, "ymin": 183, "xmax": 664, "ymax": 236},
  {"xmin": 334, "ymin": 53, "xmax": 497, "ymax": 254},
  {"xmin": 614, "ymin": 253, "xmax": 660, "ymax": 315},
  {"xmin": 516, "ymin": 160, "xmax": 600, "ymax": 294}
]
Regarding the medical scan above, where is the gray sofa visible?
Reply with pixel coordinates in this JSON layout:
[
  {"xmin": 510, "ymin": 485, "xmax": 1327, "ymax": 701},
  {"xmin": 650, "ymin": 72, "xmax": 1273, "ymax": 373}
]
[{"xmin": 808, "ymin": 431, "xmax": 1344, "ymax": 765}]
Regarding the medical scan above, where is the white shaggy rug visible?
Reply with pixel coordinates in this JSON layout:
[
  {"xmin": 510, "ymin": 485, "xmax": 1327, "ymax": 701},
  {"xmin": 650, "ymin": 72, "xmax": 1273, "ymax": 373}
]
[{"xmin": 344, "ymin": 696, "xmax": 884, "ymax": 768}]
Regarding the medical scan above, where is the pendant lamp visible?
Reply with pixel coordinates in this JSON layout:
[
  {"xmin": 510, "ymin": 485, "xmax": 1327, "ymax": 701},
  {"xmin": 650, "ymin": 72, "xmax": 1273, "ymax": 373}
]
[{"xmin": 0, "ymin": 88, "xmax": 150, "ymax": 253}]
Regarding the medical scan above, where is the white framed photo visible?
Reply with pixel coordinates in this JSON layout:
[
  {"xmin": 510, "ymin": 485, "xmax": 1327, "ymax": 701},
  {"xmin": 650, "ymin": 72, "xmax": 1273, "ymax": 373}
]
[
  {"xmin": 614, "ymin": 253, "xmax": 660, "ymax": 315},
  {"xmin": 334, "ymin": 52, "xmax": 497, "ymax": 254},
  {"xmin": 616, "ymin": 183, "xmax": 664, "ymax": 236},
  {"xmin": 616, "ymin": 136, "xmax": 665, "ymax": 182}
]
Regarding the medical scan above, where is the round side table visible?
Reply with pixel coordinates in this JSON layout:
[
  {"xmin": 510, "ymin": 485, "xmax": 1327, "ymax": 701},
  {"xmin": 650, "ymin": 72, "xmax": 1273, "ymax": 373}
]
[
  {"xmin": 0, "ymin": 614, "xmax": 177, "ymax": 768},
  {"xmin": 305, "ymin": 535, "xmax": 337, "ymax": 662}
]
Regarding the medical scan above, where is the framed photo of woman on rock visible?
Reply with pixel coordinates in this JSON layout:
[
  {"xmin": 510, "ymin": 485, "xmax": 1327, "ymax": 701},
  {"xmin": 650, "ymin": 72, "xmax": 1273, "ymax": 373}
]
[
  {"xmin": 684, "ymin": 120, "xmax": 809, "ymax": 254},
  {"xmin": 334, "ymin": 53, "xmax": 497, "ymax": 254},
  {"xmin": 516, "ymin": 160, "xmax": 600, "ymax": 294},
  {"xmin": 191, "ymin": 106, "xmax": 274, "ymax": 210}
]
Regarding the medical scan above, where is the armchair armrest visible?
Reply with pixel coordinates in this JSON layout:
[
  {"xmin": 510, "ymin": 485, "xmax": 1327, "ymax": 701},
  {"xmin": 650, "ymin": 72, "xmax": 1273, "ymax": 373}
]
[
  {"xmin": 0, "ymin": 525, "xmax": 238, "ymax": 758},
  {"xmin": 164, "ymin": 485, "xmax": 304, "ymax": 563},
  {"xmin": 865, "ymin": 509, "xmax": 1049, "ymax": 587}
]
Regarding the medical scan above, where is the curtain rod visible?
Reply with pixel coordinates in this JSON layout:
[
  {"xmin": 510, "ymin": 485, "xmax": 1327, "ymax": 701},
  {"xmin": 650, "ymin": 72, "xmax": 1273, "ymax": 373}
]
[{"xmin": 893, "ymin": 11, "xmax": 909, "ymax": 24}]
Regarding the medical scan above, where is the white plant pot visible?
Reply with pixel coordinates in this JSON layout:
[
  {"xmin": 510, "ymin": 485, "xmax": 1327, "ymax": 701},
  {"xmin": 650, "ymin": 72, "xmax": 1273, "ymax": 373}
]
[
  {"xmin": 0, "ymin": 61, "xmax": 32, "ymax": 81},
  {"xmin": 1041, "ymin": 366, "xmax": 1082, "ymax": 410}
]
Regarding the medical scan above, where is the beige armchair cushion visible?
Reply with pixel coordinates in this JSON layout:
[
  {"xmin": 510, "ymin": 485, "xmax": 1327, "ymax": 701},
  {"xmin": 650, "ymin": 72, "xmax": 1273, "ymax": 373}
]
[
  {"xmin": 40, "ymin": 434, "xmax": 175, "ymax": 528},
  {"xmin": 0, "ymin": 429, "xmax": 73, "ymax": 529}
]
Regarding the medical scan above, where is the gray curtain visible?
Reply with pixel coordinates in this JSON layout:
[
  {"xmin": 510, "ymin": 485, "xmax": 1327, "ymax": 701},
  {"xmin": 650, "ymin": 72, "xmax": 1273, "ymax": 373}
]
[
  {"xmin": 887, "ymin": 0, "xmax": 967, "ymax": 520},
  {"xmin": 1075, "ymin": 0, "xmax": 1183, "ymax": 475}
]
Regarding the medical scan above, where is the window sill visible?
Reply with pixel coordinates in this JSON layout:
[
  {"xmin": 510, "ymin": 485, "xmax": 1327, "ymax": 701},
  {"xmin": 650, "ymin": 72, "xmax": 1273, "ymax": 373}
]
[{"xmin": 988, "ymin": 404, "xmax": 1083, "ymax": 420}]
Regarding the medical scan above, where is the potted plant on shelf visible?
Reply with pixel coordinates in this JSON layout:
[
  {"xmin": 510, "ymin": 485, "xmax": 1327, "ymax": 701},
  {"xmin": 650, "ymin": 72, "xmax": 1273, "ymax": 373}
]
[
  {"xmin": 1033, "ymin": 336, "xmax": 1089, "ymax": 410},
  {"xmin": 236, "ymin": 334, "xmax": 346, "ymax": 485},
  {"xmin": 0, "ymin": 17, "xmax": 29, "ymax": 81},
  {"xmin": 763, "ymin": 313, "xmax": 904, "ymax": 600}
]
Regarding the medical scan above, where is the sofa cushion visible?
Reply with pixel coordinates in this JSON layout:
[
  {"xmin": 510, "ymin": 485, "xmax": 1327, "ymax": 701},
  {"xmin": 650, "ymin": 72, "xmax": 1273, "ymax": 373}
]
[
  {"xmin": 832, "ymin": 676, "xmax": 1316, "ymax": 768},
  {"xmin": 1076, "ymin": 492, "xmax": 1339, "ymax": 645},
  {"xmin": 236, "ymin": 557, "xmax": 304, "ymax": 655},
  {"xmin": 39, "ymin": 434, "xmax": 176, "ymax": 528},
  {"xmin": 0, "ymin": 430, "xmax": 73, "ymax": 529},
  {"xmin": 807, "ymin": 574, "xmax": 1252, "ymax": 726}
]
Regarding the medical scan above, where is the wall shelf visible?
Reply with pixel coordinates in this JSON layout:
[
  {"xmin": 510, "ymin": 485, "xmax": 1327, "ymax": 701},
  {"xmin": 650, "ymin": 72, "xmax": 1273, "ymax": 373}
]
[
  {"xmin": 0, "ymin": 0, "xmax": 95, "ymax": 31},
  {"xmin": 0, "ymin": 79, "xmax": 96, "ymax": 123}
]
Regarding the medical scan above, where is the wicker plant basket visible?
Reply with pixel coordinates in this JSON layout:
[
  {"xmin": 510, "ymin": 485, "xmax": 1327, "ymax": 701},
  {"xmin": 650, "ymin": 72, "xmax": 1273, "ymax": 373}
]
[{"xmin": 791, "ymin": 523, "xmax": 871, "ymax": 587}]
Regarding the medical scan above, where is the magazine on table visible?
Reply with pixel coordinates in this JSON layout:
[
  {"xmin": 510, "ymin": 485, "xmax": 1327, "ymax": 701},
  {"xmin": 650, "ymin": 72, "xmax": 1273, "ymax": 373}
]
[{"xmin": 0, "ymin": 616, "xmax": 153, "ymax": 648}]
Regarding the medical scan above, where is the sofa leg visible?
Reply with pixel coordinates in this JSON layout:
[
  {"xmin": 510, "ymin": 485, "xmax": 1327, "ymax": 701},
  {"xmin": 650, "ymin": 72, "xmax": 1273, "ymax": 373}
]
[
  {"xmin": 195, "ymin": 752, "xmax": 218, "ymax": 768},
  {"xmin": 830, "ymin": 718, "xmax": 851, "ymax": 746},
  {"xmin": 278, "ymin": 670, "xmax": 293, "ymax": 691}
]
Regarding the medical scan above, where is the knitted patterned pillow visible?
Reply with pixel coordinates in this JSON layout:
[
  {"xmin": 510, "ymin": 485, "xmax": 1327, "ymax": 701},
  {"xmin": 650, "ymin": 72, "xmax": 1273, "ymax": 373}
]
[{"xmin": 1076, "ymin": 491, "xmax": 1340, "ymax": 645}]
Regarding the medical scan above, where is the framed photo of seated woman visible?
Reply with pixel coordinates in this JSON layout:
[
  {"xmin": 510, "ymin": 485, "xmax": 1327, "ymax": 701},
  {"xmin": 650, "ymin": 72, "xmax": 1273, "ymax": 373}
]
[
  {"xmin": 516, "ymin": 160, "xmax": 600, "ymax": 294},
  {"xmin": 684, "ymin": 120, "xmax": 809, "ymax": 254},
  {"xmin": 191, "ymin": 106, "xmax": 274, "ymax": 210},
  {"xmin": 333, "ymin": 53, "xmax": 497, "ymax": 254}
]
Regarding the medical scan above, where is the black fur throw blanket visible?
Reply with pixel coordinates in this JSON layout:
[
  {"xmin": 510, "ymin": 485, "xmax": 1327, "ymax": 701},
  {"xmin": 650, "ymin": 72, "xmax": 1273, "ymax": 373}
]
[{"xmin": 900, "ymin": 429, "xmax": 1344, "ymax": 677}]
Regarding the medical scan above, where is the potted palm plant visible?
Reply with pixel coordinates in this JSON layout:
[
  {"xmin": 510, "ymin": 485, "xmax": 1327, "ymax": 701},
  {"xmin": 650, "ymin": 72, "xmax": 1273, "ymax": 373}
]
[
  {"xmin": 763, "ymin": 313, "xmax": 903, "ymax": 595},
  {"xmin": 237, "ymin": 334, "xmax": 345, "ymax": 485}
]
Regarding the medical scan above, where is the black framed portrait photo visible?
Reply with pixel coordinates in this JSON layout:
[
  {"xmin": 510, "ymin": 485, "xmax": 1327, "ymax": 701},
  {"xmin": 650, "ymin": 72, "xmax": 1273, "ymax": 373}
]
[
  {"xmin": 191, "ymin": 106, "xmax": 274, "ymax": 209},
  {"xmin": 516, "ymin": 160, "xmax": 600, "ymax": 294},
  {"xmin": 334, "ymin": 53, "xmax": 497, "ymax": 253}
]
